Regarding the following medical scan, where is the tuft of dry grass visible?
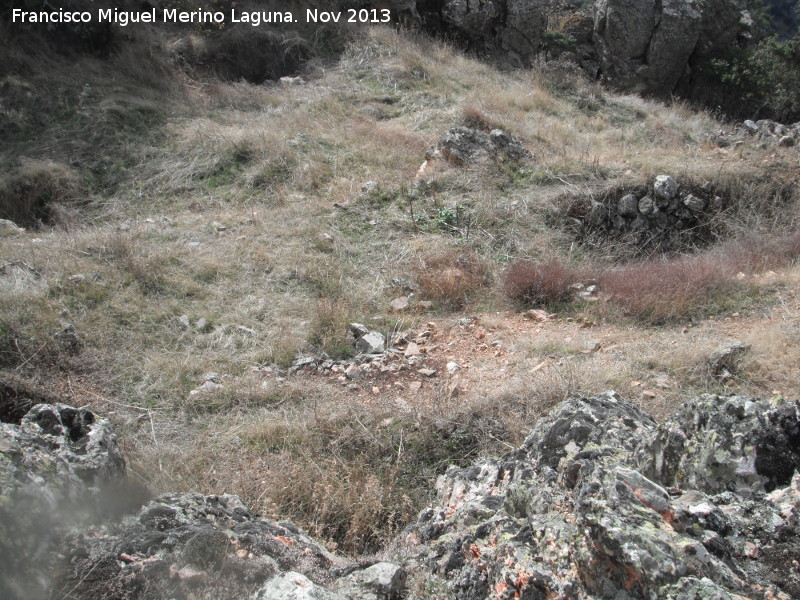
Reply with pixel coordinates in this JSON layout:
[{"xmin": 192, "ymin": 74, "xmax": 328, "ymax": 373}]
[
  {"xmin": 504, "ymin": 231, "xmax": 800, "ymax": 322},
  {"xmin": 414, "ymin": 249, "xmax": 488, "ymax": 310},
  {"xmin": 307, "ymin": 298, "xmax": 357, "ymax": 360},
  {"xmin": 0, "ymin": 159, "xmax": 83, "ymax": 227},
  {"xmin": 504, "ymin": 259, "xmax": 583, "ymax": 306}
]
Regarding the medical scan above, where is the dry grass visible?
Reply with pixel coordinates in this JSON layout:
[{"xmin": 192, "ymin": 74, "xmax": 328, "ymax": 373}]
[
  {"xmin": 0, "ymin": 159, "xmax": 83, "ymax": 226},
  {"xmin": 504, "ymin": 231, "xmax": 800, "ymax": 322},
  {"xmin": 414, "ymin": 249, "xmax": 488, "ymax": 310},
  {"xmin": 505, "ymin": 259, "xmax": 583, "ymax": 306},
  {"xmin": 3, "ymin": 22, "xmax": 800, "ymax": 566}
]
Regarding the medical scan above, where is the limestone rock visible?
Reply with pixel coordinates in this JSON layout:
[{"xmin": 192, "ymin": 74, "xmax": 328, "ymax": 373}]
[
  {"xmin": 255, "ymin": 572, "xmax": 346, "ymax": 600},
  {"xmin": 683, "ymin": 194, "xmax": 707, "ymax": 211},
  {"xmin": 638, "ymin": 195, "xmax": 658, "ymax": 215},
  {"xmin": 332, "ymin": 562, "xmax": 407, "ymax": 600},
  {"xmin": 654, "ymin": 175, "xmax": 680, "ymax": 200},
  {"xmin": 348, "ymin": 322, "xmax": 370, "ymax": 343},
  {"xmin": 390, "ymin": 296, "xmax": 410, "ymax": 312},
  {"xmin": 0, "ymin": 403, "xmax": 128, "ymax": 600},
  {"xmin": 356, "ymin": 331, "xmax": 386, "ymax": 354},
  {"xmin": 0, "ymin": 218, "xmax": 25, "ymax": 233},
  {"xmin": 708, "ymin": 341, "xmax": 750, "ymax": 376},
  {"xmin": 618, "ymin": 193, "xmax": 639, "ymax": 217},
  {"xmin": 743, "ymin": 119, "xmax": 759, "ymax": 133},
  {"xmin": 593, "ymin": 0, "xmax": 738, "ymax": 95},
  {"xmin": 54, "ymin": 490, "xmax": 408, "ymax": 600},
  {"xmin": 401, "ymin": 391, "xmax": 800, "ymax": 599},
  {"xmin": 639, "ymin": 394, "xmax": 800, "ymax": 496},
  {"xmin": 435, "ymin": 127, "xmax": 530, "ymax": 165}
]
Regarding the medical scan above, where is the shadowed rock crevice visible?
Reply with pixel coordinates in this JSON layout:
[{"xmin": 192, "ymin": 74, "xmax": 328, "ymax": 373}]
[{"xmin": 0, "ymin": 373, "xmax": 57, "ymax": 424}]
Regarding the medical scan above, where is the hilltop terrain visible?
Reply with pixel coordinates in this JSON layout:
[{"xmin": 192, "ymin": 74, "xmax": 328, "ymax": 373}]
[{"xmin": 1, "ymin": 1, "xmax": 800, "ymax": 597}]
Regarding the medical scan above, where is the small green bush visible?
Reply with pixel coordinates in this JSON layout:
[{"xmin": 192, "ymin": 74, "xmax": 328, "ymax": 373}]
[{"xmin": 695, "ymin": 35, "xmax": 800, "ymax": 122}]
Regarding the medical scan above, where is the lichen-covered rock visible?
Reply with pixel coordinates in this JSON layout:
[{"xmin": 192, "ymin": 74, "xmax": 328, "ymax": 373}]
[
  {"xmin": 433, "ymin": 127, "xmax": 531, "ymax": 165},
  {"xmin": 400, "ymin": 392, "xmax": 800, "ymax": 599},
  {"xmin": 254, "ymin": 572, "xmax": 347, "ymax": 600},
  {"xmin": 2, "ymin": 405, "xmax": 407, "ymax": 600},
  {"xmin": 0, "ymin": 404, "xmax": 128, "ymax": 600},
  {"xmin": 332, "ymin": 562, "xmax": 407, "ymax": 600},
  {"xmin": 53, "ymin": 492, "xmax": 407, "ymax": 600},
  {"xmin": 638, "ymin": 394, "xmax": 800, "ymax": 496}
]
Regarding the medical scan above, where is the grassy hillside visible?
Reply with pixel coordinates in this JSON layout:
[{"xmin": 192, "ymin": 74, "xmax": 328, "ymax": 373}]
[{"xmin": 1, "ymin": 23, "xmax": 799, "ymax": 556}]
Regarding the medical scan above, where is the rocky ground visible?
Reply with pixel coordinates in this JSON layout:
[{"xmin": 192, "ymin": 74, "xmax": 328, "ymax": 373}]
[
  {"xmin": 3, "ymin": 6, "xmax": 800, "ymax": 598},
  {"xmin": 3, "ymin": 389, "xmax": 800, "ymax": 599}
]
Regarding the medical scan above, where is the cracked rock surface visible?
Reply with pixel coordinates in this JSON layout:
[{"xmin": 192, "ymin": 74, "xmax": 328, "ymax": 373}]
[{"xmin": 400, "ymin": 391, "xmax": 800, "ymax": 599}]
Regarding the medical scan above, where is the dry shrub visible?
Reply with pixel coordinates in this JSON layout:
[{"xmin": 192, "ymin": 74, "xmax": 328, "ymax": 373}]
[
  {"xmin": 265, "ymin": 454, "xmax": 413, "ymax": 555},
  {"xmin": 0, "ymin": 159, "xmax": 83, "ymax": 227},
  {"xmin": 415, "ymin": 249, "xmax": 488, "ymax": 310},
  {"xmin": 718, "ymin": 232, "xmax": 800, "ymax": 273},
  {"xmin": 505, "ymin": 231, "xmax": 800, "ymax": 321},
  {"xmin": 247, "ymin": 404, "xmax": 508, "ymax": 554},
  {"xmin": 158, "ymin": 397, "xmax": 501, "ymax": 555},
  {"xmin": 599, "ymin": 254, "xmax": 738, "ymax": 323},
  {"xmin": 307, "ymin": 298, "xmax": 356, "ymax": 360},
  {"xmin": 599, "ymin": 232, "xmax": 800, "ymax": 322},
  {"xmin": 504, "ymin": 259, "xmax": 582, "ymax": 306}
]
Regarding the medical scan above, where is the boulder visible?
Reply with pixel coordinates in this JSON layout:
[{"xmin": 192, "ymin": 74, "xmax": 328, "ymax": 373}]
[
  {"xmin": 356, "ymin": 331, "xmax": 386, "ymax": 354},
  {"xmin": 401, "ymin": 391, "xmax": 800, "ymax": 599},
  {"xmin": 434, "ymin": 127, "xmax": 531, "ymax": 165},
  {"xmin": 639, "ymin": 393, "xmax": 800, "ymax": 496},
  {"xmin": 618, "ymin": 193, "xmax": 640, "ymax": 217},
  {"xmin": 654, "ymin": 175, "xmax": 680, "ymax": 200},
  {"xmin": 255, "ymin": 572, "xmax": 346, "ymax": 600},
  {"xmin": 332, "ymin": 562, "xmax": 407, "ymax": 600},
  {"xmin": 683, "ymin": 194, "xmax": 707, "ymax": 211},
  {"xmin": 593, "ymin": 0, "xmax": 741, "ymax": 95},
  {"xmin": 708, "ymin": 341, "xmax": 750, "ymax": 377},
  {"xmin": 0, "ymin": 404, "xmax": 128, "ymax": 600},
  {"xmin": 638, "ymin": 195, "xmax": 658, "ymax": 215}
]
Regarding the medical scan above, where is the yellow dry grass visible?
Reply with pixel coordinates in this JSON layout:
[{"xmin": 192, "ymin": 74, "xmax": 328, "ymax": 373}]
[{"xmin": 2, "ymin": 25, "xmax": 799, "ymax": 557}]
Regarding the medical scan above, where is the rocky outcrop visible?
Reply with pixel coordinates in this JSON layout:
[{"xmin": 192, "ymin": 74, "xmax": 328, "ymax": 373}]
[
  {"xmin": 403, "ymin": 0, "xmax": 548, "ymax": 66},
  {"xmin": 397, "ymin": 0, "xmax": 745, "ymax": 96},
  {"xmin": 7, "ymin": 394, "xmax": 800, "ymax": 600},
  {"xmin": 401, "ymin": 392, "xmax": 800, "ymax": 599},
  {"xmin": 1, "ymin": 403, "xmax": 408, "ymax": 600},
  {"xmin": 585, "ymin": 0, "xmax": 743, "ymax": 95},
  {"xmin": 562, "ymin": 0, "xmax": 744, "ymax": 95},
  {"xmin": 0, "ymin": 404, "xmax": 129, "ymax": 600},
  {"xmin": 429, "ymin": 127, "xmax": 532, "ymax": 166},
  {"xmin": 53, "ymin": 491, "xmax": 407, "ymax": 600}
]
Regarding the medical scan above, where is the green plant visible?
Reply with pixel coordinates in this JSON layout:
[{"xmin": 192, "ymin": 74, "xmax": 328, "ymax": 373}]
[
  {"xmin": 435, "ymin": 204, "xmax": 463, "ymax": 229},
  {"xmin": 542, "ymin": 31, "xmax": 577, "ymax": 59},
  {"xmin": 696, "ymin": 35, "xmax": 800, "ymax": 121}
]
